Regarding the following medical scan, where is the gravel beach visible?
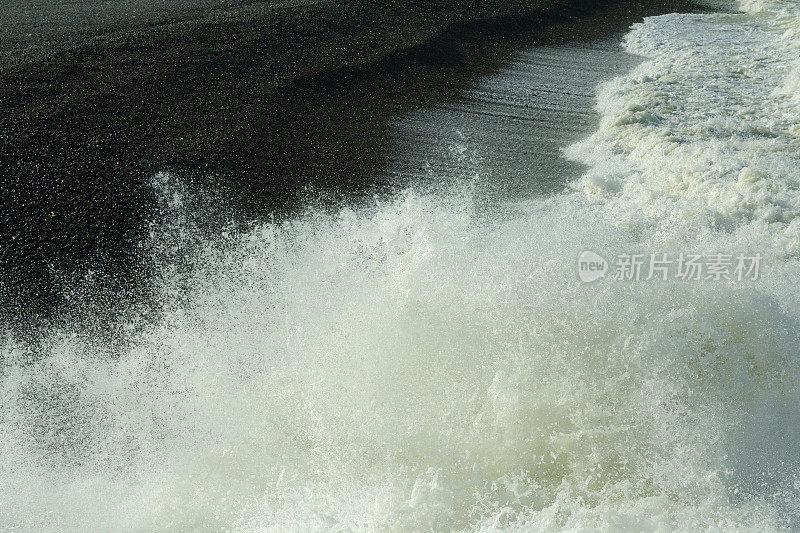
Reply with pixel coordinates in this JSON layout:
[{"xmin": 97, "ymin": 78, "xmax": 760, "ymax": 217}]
[{"xmin": 0, "ymin": 0, "xmax": 705, "ymax": 325}]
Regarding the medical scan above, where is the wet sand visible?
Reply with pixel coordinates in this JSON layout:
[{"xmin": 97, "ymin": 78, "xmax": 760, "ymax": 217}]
[{"xmin": 0, "ymin": 0, "xmax": 714, "ymax": 328}]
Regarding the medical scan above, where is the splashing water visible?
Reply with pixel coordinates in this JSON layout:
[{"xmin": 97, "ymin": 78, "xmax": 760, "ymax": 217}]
[{"xmin": 2, "ymin": 1, "xmax": 800, "ymax": 530}]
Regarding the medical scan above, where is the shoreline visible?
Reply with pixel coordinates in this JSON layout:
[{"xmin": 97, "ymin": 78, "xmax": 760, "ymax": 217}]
[{"xmin": 1, "ymin": 0, "xmax": 714, "ymax": 328}]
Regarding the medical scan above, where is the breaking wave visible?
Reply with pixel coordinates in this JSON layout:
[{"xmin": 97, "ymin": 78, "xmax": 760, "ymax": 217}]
[{"xmin": 2, "ymin": 0, "xmax": 800, "ymax": 530}]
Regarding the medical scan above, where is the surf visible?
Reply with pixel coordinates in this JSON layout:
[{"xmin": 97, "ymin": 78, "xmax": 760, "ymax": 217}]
[{"xmin": 2, "ymin": 0, "xmax": 800, "ymax": 530}]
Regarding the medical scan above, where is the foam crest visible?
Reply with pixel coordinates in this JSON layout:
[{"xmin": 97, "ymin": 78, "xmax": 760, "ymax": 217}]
[
  {"xmin": 2, "ymin": 180, "xmax": 800, "ymax": 530},
  {"xmin": 566, "ymin": 3, "xmax": 800, "ymax": 256}
]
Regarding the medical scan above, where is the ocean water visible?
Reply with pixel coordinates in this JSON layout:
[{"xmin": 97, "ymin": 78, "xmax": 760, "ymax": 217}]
[
  {"xmin": 3, "ymin": 0, "xmax": 800, "ymax": 530},
  {"xmin": 385, "ymin": 37, "xmax": 641, "ymax": 201}
]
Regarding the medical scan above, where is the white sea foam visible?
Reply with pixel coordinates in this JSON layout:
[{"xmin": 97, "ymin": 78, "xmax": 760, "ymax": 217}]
[
  {"xmin": 2, "ymin": 1, "xmax": 800, "ymax": 531},
  {"xmin": 567, "ymin": 0, "xmax": 800, "ymax": 257}
]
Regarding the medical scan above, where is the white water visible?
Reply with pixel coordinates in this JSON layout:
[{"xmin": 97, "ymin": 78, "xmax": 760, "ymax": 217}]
[{"xmin": 3, "ymin": 1, "xmax": 800, "ymax": 530}]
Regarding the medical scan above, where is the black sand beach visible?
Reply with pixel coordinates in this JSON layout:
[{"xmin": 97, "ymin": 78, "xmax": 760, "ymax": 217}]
[{"xmin": 1, "ymin": 0, "xmax": 712, "ymax": 327}]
